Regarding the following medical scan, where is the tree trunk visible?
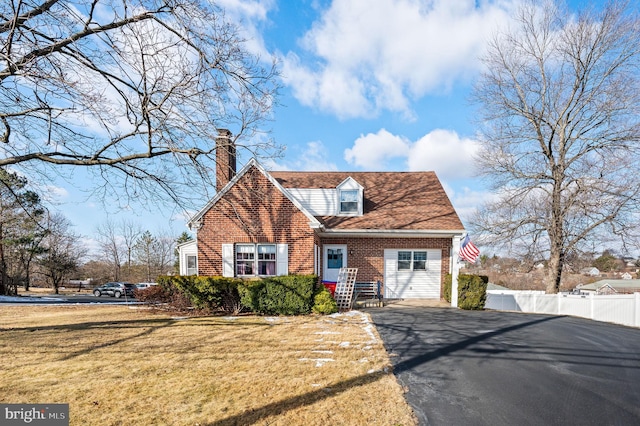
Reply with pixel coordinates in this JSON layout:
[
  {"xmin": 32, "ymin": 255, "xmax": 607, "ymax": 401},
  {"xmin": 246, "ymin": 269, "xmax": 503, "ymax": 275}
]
[
  {"xmin": 545, "ymin": 245, "xmax": 564, "ymax": 293},
  {"xmin": 0, "ymin": 224, "xmax": 8, "ymax": 296},
  {"xmin": 23, "ymin": 263, "xmax": 30, "ymax": 292}
]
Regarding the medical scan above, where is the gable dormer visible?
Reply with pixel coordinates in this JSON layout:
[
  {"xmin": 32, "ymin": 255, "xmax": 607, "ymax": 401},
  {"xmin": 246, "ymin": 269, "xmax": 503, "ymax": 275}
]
[{"xmin": 336, "ymin": 177, "xmax": 363, "ymax": 216}]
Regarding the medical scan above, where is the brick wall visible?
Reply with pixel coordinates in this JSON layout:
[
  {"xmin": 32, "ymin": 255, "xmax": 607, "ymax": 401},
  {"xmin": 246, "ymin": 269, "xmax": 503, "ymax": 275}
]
[
  {"xmin": 319, "ymin": 236, "xmax": 453, "ymax": 296},
  {"xmin": 197, "ymin": 166, "xmax": 316, "ymax": 275}
]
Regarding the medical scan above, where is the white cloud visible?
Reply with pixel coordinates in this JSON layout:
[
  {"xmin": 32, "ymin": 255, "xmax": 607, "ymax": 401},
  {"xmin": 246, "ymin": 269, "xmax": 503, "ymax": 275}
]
[
  {"xmin": 446, "ymin": 185, "xmax": 495, "ymax": 226},
  {"xmin": 215, "ymin": 0, "xmax": 276, "ymax": 58},
  {"xmin": 406, "ymin": 129, "xmax": 479, "ymax": 179},
  {"xmin": 344, "ymin": 129, "xmax": 410, "ymax": 169},
  {"xmin": 267, "ymin": 141, "xmax": 339, "ymax": 171},
  {"xmin": 281, "ymin": 0, "xmax": 517, "ymax": 119},
  {"xmin": 344, "ymin": 128, "xmax": 479, "ymax": 178},
  {"xmin": 41, "ymin": 185, "xmax": 69, "ymax": 203}
]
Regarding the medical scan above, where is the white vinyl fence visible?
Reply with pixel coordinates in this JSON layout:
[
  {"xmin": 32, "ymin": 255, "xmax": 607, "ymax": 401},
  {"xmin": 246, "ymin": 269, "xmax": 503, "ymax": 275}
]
[{"xmin": 486, "ymin": 290, "xmax": 640, "ymax": 328}]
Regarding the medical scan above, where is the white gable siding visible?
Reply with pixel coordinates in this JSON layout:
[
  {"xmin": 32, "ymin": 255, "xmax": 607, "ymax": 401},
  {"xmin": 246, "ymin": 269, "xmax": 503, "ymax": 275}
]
[
  {"xmin": 178, "ymin": 240, "xmax": 198, "ymax": 276},
  {"xmin": 384, "ymin": 249, "xmax": 442, "ymax": 299},
  {"xmin": 337, "ymin": 176, "xmax": 363, "ymax": 190},
  {"xmin": 286, "ymin": 188, "xmax": 337, "ymax": 215}
]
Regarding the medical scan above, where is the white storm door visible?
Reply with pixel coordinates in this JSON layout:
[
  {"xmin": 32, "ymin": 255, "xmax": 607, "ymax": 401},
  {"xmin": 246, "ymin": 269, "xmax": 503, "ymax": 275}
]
[{"xmin": 323, "ymin": 245, "xmax": 347, "ymax": 282}]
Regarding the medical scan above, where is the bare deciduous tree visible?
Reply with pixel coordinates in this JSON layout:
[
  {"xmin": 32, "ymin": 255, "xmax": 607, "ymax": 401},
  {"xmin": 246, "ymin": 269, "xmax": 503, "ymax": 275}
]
[
  {"xmin": 155, "ymin": 230, "xmax": 176, "ymax": 276},
  {"xmin": 37, "ymin": 213, "xmax": 83, "ymax": 294},
  {"xmin": 0, "ymin": 0, "xmax": 280, "ymax": 210},
  {"xmin": 472, "ymin": 0, "xmax": 640, "ymax": 293},
  {"xmin": 133, "ymin": 229, "xmax": 173, "ymax": 282},
  {"xmin": 96, "ymin": 220, "xmax": 124, "ymax": 281},
  {"xmin": 119, "ymin": 220, "xmax": 142, "ymax": 279}
]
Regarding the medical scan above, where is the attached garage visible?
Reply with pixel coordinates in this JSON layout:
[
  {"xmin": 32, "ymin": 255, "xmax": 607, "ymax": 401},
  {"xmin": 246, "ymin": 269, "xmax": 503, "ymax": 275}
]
[{"xmin": 384, "ymin": 249, "xmax": 442, "ymax": 299}]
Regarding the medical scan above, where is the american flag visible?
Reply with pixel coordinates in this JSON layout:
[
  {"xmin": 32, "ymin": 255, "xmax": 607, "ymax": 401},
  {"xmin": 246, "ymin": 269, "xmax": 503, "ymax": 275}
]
[{"xmin": 459, "ymin": 235, "xmax": 480, "ymax": 263}]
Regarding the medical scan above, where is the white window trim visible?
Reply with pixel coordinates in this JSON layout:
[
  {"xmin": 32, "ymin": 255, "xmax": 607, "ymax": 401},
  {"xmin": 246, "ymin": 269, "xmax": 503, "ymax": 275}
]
[
  {"xmin": 397, "ymin": 250, "xmax": 428, "ymax": 271},
  {"xmin": 236, "ymin": 243, "xmax": 276, "ymax": 277},
  {"xmin": 185, "ymin": 254, "xmax": 198, "ymax": 275},
  {"xmin": 222, "ymin": 243, "xmax": 288, "ymax": 277},
  {"xmin": 336, "ymin": 177, "xmax": 363, "ymax": 216}
]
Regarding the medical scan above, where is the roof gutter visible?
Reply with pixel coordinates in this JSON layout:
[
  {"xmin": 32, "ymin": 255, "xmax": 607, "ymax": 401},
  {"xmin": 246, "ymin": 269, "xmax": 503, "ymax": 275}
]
[{"xmin": 317, "ymin": 229, "xmax": 466, "ymax": 238}]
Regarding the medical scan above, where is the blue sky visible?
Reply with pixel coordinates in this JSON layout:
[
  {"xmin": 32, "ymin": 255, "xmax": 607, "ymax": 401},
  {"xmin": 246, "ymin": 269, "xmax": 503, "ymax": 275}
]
[{"xmin": 47, "ymin": 0, "xmax": 593, "ymax": 254}]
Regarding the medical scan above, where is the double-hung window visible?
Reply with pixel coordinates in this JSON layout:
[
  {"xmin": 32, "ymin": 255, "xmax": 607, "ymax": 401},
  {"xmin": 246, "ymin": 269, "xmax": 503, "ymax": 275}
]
[
  {"xmin": 236, "ymin": 243, "xmax": 277, "ymax": 276},
  {"xmin": 339, "ymin": 189, "xmax": 359, "ymax": 214},
  {"xmin": 257, "ymin": 244, "xmax": 276, "ymax": 275},
  {"xmin": 397, "ymin": 251, "xmax": 428, "ymax": 271},
  {"xmin": 186, "ymin": 255, "xmax": 198, "ymax": 275}
]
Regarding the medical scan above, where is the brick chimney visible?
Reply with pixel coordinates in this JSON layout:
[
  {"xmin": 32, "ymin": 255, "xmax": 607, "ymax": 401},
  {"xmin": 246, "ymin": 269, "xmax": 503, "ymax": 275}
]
[{"xmin": 215, "ymin": 128, "xmax": 236, "ymax": 192}]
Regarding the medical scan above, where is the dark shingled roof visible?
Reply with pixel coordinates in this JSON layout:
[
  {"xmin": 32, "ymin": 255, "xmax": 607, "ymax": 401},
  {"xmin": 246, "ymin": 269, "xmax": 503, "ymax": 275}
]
[{"xmin": 270, "ymin": 171, "xmax": 464, "ymax": 231}]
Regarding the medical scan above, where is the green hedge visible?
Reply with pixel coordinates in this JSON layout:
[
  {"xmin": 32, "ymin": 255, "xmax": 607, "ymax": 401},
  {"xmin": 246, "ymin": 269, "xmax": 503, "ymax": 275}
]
[
  {"xmin": 239, "ymin": 275, "xmax": 317, "ymax": 315},
  {"xmin": 444, "ymin": 273, "xmax": 452, "ymax": 303},
  {"xmin": 312, "ymin": 285, "xmax": 338, "ymax": 315},
  {"xmin": 157, "ymin": 275, "xmax": 243, "ymax": 314},
  {"xmin": 443, "ymin": 273, "xmax": 488, "ymax": 310},
  {"xmin": 458, "ymin": 274, "xmax": 488, "ymax": 310},
  {"xmin": 154, "ymin": 274, "xmax": 335, "ymax": 316}
]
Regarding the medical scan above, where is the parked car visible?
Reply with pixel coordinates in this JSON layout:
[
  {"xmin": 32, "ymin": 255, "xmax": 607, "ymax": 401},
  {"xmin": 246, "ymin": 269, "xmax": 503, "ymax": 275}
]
[
  {"xmin": 135, "ymin": 283, "xmax": 158, "ymax": 290},
  {"xmin": 93, "ymin": 282, "xmax": 136, "ymax": 298}
]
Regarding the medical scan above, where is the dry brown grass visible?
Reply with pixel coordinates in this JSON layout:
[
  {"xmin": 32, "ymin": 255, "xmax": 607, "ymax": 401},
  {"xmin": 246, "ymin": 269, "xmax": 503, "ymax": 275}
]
[{"xmin": 0, "ymin": 305, "xmax": 416, "ymax": 426}]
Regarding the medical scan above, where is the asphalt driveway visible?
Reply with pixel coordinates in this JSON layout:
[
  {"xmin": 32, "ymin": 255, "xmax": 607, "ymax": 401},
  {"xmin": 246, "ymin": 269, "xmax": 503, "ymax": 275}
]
[{"xmin": 368, "ymin": 303, "xmax": 640, "ymax": 426}]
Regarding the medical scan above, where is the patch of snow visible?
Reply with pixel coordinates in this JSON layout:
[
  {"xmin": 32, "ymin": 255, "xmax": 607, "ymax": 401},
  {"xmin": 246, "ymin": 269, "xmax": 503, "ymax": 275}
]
[
  {"xmin": 314, "ymin": 331, "xmax": 341, "ymax": 335},
  {"xmin": 338, "ymin": 341, "xmax": 350, "ymax": 348},
  {"xmin": 362, "ymin": 324, "xmax": 378, "ymax": 343},
  {"xmin": 222, "ymin": 316, "xmax": 238, "ymax": 321},
  {"xmin": 311, "ymin": 350, "xmax": 333, "ymax": 354},
  {"xmin": 298, "ymin": 358, "xmax": 335, "ymax": 367},
  {"xmin": 0, "ymin": 295, "xmax": 63, "ymax": 302}
]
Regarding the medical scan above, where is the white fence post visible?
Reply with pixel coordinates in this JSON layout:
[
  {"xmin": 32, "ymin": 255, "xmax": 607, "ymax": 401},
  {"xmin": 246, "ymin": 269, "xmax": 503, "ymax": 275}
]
[
  {"xmin": 635, "ymin": 293, "xmax": 640, "ymax": 327},
  {"xmin": 590, "ymin": 292, "xmax": 595, "ymax": 321}
]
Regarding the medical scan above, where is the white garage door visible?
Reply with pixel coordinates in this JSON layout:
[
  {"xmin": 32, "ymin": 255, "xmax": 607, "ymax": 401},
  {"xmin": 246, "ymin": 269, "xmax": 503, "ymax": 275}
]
[{"xmin": 384, "ymin": 249, "xmax": 441, "ymax": 299}]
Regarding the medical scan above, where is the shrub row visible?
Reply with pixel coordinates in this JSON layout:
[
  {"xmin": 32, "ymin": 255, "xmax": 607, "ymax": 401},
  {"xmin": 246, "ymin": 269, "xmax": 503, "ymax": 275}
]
[
  {"xmin": 152, "ymin": 275, "xmax": 338, "ymax": 315},
  {"xmin": 443, "ymin": 273, "xmax": 488, "ymax": 310}
]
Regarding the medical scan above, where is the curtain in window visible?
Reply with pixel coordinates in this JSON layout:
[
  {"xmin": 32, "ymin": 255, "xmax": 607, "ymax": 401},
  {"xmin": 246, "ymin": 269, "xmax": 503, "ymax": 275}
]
[{"xmin": 258, "ymin": 245, "xmax": 276, "ymax": 275}]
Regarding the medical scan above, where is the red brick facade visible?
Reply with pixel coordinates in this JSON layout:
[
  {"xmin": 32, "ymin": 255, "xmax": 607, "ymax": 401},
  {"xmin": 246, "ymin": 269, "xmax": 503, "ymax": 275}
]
[{"xmin": 197, "ymin": 166, "xmax": 316, "ymax": 276}]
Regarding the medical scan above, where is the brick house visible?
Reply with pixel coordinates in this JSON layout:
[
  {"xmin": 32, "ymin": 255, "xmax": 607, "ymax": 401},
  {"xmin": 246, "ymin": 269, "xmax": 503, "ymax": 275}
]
[{"xmin": 178, "ymin": 131, "xmax": 467, "ymax": 303}]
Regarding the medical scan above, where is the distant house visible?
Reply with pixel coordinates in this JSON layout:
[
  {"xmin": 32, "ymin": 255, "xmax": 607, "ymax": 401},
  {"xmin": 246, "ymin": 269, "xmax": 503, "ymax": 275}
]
[
  {"xmin": 487, "ymin": 282, "xmax": 510, "ymax": 291},
  {"xmin": 577, "ymin": 279, "xmax": 640, "ymax": 294},
  {"xmin": 178, "ymin": 130, "xmax": 468, "ymax": 303},
  {"xmin": 581, "ymin": 267, "xmax": 600, "ymax": 277}
]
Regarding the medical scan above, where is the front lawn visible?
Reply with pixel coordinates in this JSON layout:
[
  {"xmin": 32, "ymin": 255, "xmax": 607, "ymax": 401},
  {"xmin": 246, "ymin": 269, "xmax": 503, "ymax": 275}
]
[{"xmin": 0, "ymin": 305, "xmax": 415, "ymax": 425}]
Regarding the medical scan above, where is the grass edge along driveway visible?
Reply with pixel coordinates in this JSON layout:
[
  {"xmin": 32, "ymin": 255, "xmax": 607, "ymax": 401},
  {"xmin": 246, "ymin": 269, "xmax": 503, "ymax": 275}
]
[{"xmin": 0, "ymin": 305, "xmax": 416, "ymax": 426}]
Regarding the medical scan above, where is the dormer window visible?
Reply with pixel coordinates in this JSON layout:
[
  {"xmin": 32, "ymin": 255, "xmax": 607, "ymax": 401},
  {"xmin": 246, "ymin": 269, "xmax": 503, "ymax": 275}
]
[
  {"xmin": 336, "ymin": 177, "xmax": 363, "ymax": 216},
  {"xmin": 340, "ymin": 189, "xmax": 359, "ymax": 214}
]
